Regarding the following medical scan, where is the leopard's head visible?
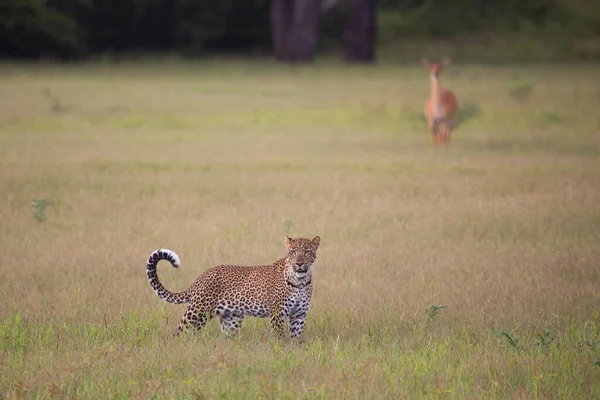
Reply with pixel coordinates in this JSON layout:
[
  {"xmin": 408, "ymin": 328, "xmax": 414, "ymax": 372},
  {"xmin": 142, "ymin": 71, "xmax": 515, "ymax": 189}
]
[{"xmin": 284, "ymin": 235, "xmax": 321, "ymax": 277}]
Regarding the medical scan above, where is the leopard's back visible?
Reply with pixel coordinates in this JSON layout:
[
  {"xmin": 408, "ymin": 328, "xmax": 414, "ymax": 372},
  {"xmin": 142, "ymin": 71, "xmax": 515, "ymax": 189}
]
[{"xmin": 188, "ymin": 263, "xmax": 286, "ymax": 317}]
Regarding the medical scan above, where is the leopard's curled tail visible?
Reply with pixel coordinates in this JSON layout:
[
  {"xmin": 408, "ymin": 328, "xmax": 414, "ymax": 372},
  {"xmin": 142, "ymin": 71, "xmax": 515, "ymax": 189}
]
[{"xmin": 146, "ymin": 249, "xmax": 191, "ymax": 304}]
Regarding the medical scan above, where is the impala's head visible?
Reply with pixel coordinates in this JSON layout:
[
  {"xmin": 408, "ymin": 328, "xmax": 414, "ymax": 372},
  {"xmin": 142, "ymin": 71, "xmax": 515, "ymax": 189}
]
[
  {"xmin": 284, "ymin": 235, "xmax": 321, "ymax": 275},
  {"xmin": 422, "ymin": 57, "xmax": 451, "ymax": 80}
]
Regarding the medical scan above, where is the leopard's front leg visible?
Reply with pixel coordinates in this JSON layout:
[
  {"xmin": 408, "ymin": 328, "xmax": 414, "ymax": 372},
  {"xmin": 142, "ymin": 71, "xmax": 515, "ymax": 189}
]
[
  {"xmin": 269, "ymin": 310, "xmax": 286, "ymax": 339},
  {"xmin": 289, "ymin": 310, "xmax": 308, "ymax": 341},
  {"xmin": 289, "ymin": 295, "xmax": 311, "ymax": 342}
]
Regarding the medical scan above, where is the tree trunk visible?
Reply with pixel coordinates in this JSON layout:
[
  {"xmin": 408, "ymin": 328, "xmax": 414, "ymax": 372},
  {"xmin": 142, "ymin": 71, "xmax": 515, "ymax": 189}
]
[
  {"xmin": 342, "ymin": 0, "xmax": 377, "ymax": 63},
  {"xmin": 270, "ymin": 0, "xmax": 320, "ymax": 63},
  {"xmin": 270, "ymin": 0, "xmax": 293, "ymax": 61}
]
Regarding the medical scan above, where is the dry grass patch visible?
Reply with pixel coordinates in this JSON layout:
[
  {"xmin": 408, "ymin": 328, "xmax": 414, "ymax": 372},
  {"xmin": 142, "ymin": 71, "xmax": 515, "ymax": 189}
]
[{"xmin": 1, "ymin": 60, "xmax": 599, "ymax": 399}]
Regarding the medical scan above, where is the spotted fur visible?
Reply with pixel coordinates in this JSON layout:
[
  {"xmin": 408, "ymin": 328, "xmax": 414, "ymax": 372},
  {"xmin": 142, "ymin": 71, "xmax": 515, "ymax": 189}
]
[{"xmin": 146, "ymin": 235, "xmax": 321, "ymax": 340}]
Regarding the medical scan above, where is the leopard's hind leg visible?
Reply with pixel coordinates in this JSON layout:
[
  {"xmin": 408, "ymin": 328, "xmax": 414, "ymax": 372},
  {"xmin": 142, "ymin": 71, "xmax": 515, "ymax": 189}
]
[
  {"xmin": 219, "ymin": 315, "xmax": 244, "ymax": 337},
  {"xmin": 175, "ymin": 302, "xmax": 213, "ymax": 336}
]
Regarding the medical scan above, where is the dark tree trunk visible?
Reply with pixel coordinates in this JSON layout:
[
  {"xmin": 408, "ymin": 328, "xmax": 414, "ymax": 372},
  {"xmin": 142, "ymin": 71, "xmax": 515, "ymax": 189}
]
[
  {"xmin": 288, "ymin": 0, "xmax": 320, "ymax": 63},
  {"xmin": 270, "ymin": 0, "xmax": 294, "ymax": 61},
  {"xmin": 342, "ymin": 0, "xmax": 377, "ymax": 63},
  {"xmin": 270, "ymin": 0, "xmax": 320, "ymax": 64}
]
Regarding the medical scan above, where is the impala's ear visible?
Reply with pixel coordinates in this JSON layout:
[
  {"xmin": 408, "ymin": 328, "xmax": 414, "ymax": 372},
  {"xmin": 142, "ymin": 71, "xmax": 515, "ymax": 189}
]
[
  {"xmin": 441, "ymin": 57, "xmax": 451, "ymax": 66},
  {"xmin": 421, "ymin": 58, "xmax": 431, "ymax": 69},
  {"xmin": 284, "ymin": 235, "xmax": 293, "ymax": 249},
  {"xmin": 311, "ymin": 236, "xmax": 321, "ymax": 248}
]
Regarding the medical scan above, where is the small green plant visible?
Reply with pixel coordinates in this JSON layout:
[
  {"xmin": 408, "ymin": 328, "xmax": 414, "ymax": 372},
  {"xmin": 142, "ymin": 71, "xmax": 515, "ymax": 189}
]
[
  {"xmin": 536, "ymin": 329, "xmax": 555, "ymax": 348},
  {"xmin": 283, "ymin": 219, "xmax": 293, "ymax": 235},
  {"xmin": 456, "ymin": 101, "xmax": 482, "ymax": 126},
  {"xmin": 32, "ymin": 199, "xmax": 51, "ymax": 222},
  {"xmin": 509, "ymin": 82, "xmax": 534, "ymax": 102},
  {"xmin": 42, "ymin": 88, "xmax": 68, "ymax": 113},
  {"xmin": 496, "ymin": 330, "xmax": 520, "ymax": 349},
  {"xmin": 582, "ymin": 339, "xmax": 599, "ymax": 349},
  {"xmin": 425, "ymin": 304, "xmax": 447, "ymax": 320},
  {"xmin": 535, "ymin": 109, "xmax": 563, "ymax": 126}
]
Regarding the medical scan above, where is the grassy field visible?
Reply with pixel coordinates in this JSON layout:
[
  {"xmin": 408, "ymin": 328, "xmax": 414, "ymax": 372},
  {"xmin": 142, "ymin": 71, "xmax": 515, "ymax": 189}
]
[{"xmin": 1, "ymin": 59, "xmax": 599, "ymax": 399}]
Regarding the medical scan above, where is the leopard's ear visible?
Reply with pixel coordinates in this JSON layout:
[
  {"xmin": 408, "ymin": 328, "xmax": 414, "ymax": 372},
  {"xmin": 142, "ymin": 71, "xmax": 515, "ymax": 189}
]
[
  {"xmin": 311, "ymin": 236, "xmax": 321, "ymax": 248},
  {"xmin": 284, "ymin": 235, "xmax": 293, "ymax": 249}
]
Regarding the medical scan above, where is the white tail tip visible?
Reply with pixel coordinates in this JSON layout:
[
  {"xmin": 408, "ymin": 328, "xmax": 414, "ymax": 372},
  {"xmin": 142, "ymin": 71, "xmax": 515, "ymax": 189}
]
[{"xmin": 156, "ymin": 248, "xmax": 181, "ymax": 268}]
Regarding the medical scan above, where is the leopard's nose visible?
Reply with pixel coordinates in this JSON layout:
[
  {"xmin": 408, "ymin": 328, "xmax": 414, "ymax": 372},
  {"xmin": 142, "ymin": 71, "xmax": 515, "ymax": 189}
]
[{"xmin": 296, "ymin": 262, "xmax": 304, "ymax": 268}]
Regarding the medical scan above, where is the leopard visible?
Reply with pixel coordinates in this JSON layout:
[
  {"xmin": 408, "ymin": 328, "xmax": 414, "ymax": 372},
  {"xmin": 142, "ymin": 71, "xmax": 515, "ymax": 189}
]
[{"xmin": 146, "ymin": 235, "xmax": 321, "ymax": 340}]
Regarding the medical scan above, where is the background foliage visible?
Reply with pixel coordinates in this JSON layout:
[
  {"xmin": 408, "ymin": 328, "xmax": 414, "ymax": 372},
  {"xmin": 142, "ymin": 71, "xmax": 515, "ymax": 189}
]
[{"xmin": 0, "ymin": 0, "xmax": 599, "ymax": 60}]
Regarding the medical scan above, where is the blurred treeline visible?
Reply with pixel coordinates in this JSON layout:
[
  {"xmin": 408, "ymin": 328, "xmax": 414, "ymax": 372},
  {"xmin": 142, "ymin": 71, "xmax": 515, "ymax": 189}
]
[{"xmin": 1, "ymin": 0, "xmax": 599, "ymax": 60}]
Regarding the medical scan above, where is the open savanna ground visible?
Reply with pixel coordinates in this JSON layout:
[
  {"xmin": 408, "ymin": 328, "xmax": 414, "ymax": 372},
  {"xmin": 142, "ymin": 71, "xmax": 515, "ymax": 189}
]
[{"xmin": 0, "ymin": 59, "xmax": 599, "ymax": 399}]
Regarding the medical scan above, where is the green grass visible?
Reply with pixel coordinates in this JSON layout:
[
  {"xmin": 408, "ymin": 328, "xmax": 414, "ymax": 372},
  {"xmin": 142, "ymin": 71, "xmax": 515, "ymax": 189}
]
[{"xmin": 1, "ymin": 60, "xmax": 599, "ymax": 399}]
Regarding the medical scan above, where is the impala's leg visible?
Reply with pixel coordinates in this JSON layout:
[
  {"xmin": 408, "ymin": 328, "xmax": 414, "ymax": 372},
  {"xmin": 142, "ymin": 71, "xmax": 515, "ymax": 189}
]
[
  {"xmin": 440, "ymin": 121, "xmax": 450, "ymax": 145},
  {"xmin": 440, "ymin": 123, "xmax": 447, "ymax": 145},
  {"xmin": 427, "ymin": 119, "xmax": 438, "ymax": 145},
  {"xmin": 436, "ymin": 121, "xmax": 445, "ymax": 145},
  {"xmin": 447, "ymin": 118, "xmax": 456, "ymax": 144}
]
